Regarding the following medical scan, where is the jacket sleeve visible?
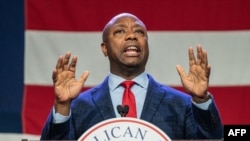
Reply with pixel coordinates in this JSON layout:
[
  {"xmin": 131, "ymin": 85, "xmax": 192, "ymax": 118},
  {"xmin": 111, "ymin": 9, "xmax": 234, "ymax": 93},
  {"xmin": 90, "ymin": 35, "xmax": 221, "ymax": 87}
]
[
  {"xmin": 192, "ymin": 96, "xmax": 224, "ymax": 139},
  {"xmin": 40, "ymin": 111, "xmax": 76, "ymax": 140}
]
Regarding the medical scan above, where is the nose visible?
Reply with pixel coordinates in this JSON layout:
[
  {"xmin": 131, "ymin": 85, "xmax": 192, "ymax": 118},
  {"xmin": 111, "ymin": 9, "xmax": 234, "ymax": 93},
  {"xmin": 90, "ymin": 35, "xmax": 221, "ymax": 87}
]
[{"xmin": 125, "ymin": 31, "xmax": 137, "ymax": 41}]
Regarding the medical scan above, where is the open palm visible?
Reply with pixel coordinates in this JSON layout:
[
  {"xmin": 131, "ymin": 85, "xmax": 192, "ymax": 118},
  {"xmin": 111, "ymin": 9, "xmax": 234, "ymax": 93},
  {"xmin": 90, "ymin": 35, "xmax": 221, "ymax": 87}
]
[
  {"xmin": 52, "ymin": 52, "xmax": 89, "ymax": 104},
  {"xmin": 176, "ymin": 45, "xmax": 210, "ymax": 98}
]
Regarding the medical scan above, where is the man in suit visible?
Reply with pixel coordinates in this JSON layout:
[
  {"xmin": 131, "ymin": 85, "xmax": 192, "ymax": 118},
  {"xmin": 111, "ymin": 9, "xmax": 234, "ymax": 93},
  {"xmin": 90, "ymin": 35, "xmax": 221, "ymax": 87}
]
[{"xmin": 40, "ymin": 13, "xmax": 223, "ymax": 140}]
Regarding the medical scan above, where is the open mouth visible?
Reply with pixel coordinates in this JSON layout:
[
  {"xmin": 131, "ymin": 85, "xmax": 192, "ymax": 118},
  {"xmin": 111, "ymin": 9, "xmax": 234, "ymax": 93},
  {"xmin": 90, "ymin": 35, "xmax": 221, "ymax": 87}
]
[
  {"xmin": 123, "ymin": 46, "xmax": 140, "ymax": 56},
  {"xmin": 124, "ymin": 46, "xmax": 140, "ymax": 52}
]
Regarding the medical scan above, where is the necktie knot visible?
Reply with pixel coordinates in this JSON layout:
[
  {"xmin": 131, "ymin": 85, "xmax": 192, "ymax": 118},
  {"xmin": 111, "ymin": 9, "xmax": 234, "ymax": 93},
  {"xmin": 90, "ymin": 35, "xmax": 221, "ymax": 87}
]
[{"xmin": 121, "ymin": 80, "xmax": 135, "ymax": 89}]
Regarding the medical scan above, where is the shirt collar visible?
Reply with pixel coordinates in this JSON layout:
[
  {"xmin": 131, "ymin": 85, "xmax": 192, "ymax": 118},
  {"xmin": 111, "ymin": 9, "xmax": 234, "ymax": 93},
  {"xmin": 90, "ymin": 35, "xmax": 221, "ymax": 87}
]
[{"xmin": 108, "ymin": 72, "xmax": 149, "ymax": 91}]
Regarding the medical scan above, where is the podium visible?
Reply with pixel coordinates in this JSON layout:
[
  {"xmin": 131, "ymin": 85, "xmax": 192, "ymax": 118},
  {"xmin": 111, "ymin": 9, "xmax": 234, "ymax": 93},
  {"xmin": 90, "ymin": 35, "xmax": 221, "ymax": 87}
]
[
  {"xmin": 77, "ymin": 117, "xmax": 223, "ymax": 141},
  {"xmin": 22, "ymin": 118, "xmax": 223, "ymax": 141},
  {"xmin": 78, "ymin": 117, "xmax": 171, "ymax": 141}
]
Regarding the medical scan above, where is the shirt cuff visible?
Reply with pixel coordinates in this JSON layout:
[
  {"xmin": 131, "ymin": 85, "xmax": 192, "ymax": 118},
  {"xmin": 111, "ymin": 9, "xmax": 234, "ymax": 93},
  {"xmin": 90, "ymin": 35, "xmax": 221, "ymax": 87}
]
[
  {"xmin": 52, "ymin": 107, "xmax": 71, "ymax": 124},
  {"xmin": 192, "ymin": 98, "xmax": 212, "ymax": 110},
  {"xmin": 192, "ymin": 92, "xmax": 213, "ymax": 110}
]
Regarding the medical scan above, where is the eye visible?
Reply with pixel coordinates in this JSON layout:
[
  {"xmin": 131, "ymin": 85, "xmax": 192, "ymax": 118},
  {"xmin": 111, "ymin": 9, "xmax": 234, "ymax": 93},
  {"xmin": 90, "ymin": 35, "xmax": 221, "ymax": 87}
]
[
  {"xmin": 114, "ymin": 29, "xmax": 125, "ymax": 35},
  {"xmin": 135, "ymin": 29, "xmax": 145, "ymax": 35}
]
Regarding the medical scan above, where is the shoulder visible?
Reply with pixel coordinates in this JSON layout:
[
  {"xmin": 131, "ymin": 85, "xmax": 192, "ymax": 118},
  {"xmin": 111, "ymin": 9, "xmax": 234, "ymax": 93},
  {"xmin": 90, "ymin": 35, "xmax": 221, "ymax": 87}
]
[
  {"xmin": 73, "ymin": 76, "xmax": 109, "ymax": 102},
  {"xmin": 147, "ymin": 74, "xmax": 191, "ymax": 102},
  {"xmin": 73, "ymin": 85, "xmax": 101, "ymax": 102},
  {"xmin": 161, "ymin": 83, "xmax": 191, "ymax": 99}
]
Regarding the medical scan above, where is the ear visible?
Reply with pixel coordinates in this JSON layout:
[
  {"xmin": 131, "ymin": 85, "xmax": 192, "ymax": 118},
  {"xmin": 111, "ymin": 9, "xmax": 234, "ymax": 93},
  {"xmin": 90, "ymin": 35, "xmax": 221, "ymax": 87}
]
[{"xmin": 101, "ymin": 42, "xmax": 108, "ymax": 57}]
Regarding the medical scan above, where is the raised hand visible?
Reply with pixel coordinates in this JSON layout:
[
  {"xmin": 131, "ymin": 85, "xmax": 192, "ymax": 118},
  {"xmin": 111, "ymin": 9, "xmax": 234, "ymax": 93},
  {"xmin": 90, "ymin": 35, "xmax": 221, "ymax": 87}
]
[
  {"xmin": 52, "ymin": 52, "xmax": 89, "ymax": 115},
  {"xmin": 176, "ymin": 45, "xmax": 211, "ymax": 102}
]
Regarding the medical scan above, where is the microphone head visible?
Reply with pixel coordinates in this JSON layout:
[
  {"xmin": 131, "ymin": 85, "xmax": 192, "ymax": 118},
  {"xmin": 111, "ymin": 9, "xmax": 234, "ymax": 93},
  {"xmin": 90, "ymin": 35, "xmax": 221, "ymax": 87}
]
[
  {"xmin": 117, "ymin": 105, "xmax": 123, "ymax": 114},
  {"xmin": 123, "ymin": 105, "xmax": 129, "ymax": 114}
]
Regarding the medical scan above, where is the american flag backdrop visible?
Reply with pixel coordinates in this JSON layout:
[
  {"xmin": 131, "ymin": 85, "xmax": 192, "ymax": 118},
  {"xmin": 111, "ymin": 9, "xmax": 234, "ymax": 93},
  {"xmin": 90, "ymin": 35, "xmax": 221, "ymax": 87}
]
[{"xmin": 1, "ymin": 0, "xmax": 250, "ymax": 140}]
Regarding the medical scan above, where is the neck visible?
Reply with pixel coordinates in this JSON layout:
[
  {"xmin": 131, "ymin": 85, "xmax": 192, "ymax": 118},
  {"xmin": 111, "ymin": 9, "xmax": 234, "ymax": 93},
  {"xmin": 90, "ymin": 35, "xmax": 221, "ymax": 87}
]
[{"xmin": 110, "ymin": 66, "xmax": 145, "ymax": 80}]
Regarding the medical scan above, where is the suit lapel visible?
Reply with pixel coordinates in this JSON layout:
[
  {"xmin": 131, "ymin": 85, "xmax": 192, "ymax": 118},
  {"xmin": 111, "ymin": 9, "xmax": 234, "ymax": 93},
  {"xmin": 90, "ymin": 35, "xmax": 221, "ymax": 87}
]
[
  {"xmin": 90, "ymin": 74, "xmax": 167, "ymax": 121},
  {"xmin": 91, "ymin": 77, "xmax": 116, "ymax": 120},
  {"xmin": 140, "ymin": 74, "xmax": 166, "ymax": 121}
]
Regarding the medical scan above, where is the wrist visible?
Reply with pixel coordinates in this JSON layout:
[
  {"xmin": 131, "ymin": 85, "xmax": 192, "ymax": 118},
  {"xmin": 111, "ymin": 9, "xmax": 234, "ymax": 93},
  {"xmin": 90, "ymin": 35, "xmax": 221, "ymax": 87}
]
[
  {"xmin": 54, "ymin": 100, "xmax": 71, "ymax": 115},
  {"xmin": 192, "ymin": 92, "xmax": 211, "ymax": 103}
]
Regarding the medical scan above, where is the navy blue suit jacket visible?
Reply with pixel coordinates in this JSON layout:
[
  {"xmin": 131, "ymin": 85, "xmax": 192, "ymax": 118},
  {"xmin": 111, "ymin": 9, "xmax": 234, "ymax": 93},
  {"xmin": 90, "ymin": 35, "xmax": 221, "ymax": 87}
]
[{"xmin": 41, "ymin": 74, "xmax": 223, "ymax": 140}]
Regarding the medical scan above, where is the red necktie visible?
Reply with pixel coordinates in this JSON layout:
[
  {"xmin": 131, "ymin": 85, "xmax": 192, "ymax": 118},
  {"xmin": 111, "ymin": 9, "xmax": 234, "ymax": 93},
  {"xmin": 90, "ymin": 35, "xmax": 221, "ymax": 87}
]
[{"xmin": 121, "ymin": 80, "xmax": 137, "ymax": 118}]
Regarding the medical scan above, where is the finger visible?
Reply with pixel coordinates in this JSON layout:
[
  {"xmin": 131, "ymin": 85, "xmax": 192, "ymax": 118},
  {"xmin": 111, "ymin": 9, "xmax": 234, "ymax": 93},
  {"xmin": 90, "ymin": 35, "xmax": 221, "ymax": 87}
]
[
  {"xmin": 206, "ymin": 64, "xmax": 211, "ymax": 78},
  {"xmin": 78, "ymin": 71, "xmax": 90, "ymax": 86},
  {"xmin": 55, "ymin": 56, "xmax": 63, "ymax": 73},
  {"xmin": 63, "ymin": 52, "xmax": 71, "ymax": 71},
  {"xmin": 176, "ymin": 65, "xmax": 186, "ymax": 78},
  {"xmin": 201, "ymin": 49, "xmax": 208, "ymax": 70},
  {"xmin": 196, "ymin": 45, "xmax": 203, "ymax": 65},
  {"xmin": 69, "ymin": 56, "xmax": 77, "ymax": 72},
  {"xmin": 188, "ymin": 47, "xmax": 196, "ymax": 66},
  {"xmin": 52, "ymin": 69, "xmax": 57, "ymax": 83}
]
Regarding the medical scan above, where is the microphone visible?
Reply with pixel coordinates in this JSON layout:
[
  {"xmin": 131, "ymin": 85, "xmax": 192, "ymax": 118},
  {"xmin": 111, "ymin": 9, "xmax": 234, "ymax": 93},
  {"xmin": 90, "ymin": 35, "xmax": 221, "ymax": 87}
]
[
  {"xmin": 116, "ymin": 105, "xmax": 129, "ymax": 117},
  {"xmin": 117, "ymin": 105, "xmax": 123, "ymax": 117}
]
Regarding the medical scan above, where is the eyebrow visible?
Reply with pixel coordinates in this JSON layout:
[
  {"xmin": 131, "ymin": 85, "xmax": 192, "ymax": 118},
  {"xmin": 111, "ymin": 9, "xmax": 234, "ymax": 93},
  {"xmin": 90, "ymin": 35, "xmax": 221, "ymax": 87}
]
[
  {"xmin": 112, "ymin": 23, "xmax": 144, "ymax": 29},
  {"xmin": 113, "ymin": 23, "xmax": 127, "ymax": 28}
]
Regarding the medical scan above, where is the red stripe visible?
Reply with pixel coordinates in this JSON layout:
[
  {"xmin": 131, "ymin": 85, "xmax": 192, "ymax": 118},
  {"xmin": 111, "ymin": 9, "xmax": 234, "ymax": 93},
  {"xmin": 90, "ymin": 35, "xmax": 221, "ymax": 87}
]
[
  {"xmin": 22, "ymin": 85, "xmax": 54, "ymax": 134},
  {"xmin": 22, "ymin": 84, "xmax": 250, "ymax": 134},
  {"xmin": 209, "ymin": 86, "xmax": 250, "ymax": 125},
  {"xmin": 177, "ymin": 86, "xmax": 250, "ymax": 125},
  {"xmin": 22, "ymin": 85, "xmax": 91, "ymax": 134},
  {"xmin": 26, "ymin": 0, "xmax": 250, "ymax": 31}
]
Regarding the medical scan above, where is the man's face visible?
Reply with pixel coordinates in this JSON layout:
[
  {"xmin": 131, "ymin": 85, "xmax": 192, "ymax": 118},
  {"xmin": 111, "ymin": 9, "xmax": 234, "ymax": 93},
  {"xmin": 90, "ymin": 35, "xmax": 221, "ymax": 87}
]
[{"xmin": 102, "ymin": 15, "xmax": 149, "ymax": 72}]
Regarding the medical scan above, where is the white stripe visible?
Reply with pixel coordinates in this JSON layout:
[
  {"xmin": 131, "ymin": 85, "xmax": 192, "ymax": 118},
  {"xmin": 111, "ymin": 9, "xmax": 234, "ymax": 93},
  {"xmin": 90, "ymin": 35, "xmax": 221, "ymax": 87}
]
[
  {"xmin": 25, "ymin": 30, "xmax": 250, "ymax": 86},
  {"xmin": 0, "ymin": 133, "xmax": 40, "ymax": 141}
]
